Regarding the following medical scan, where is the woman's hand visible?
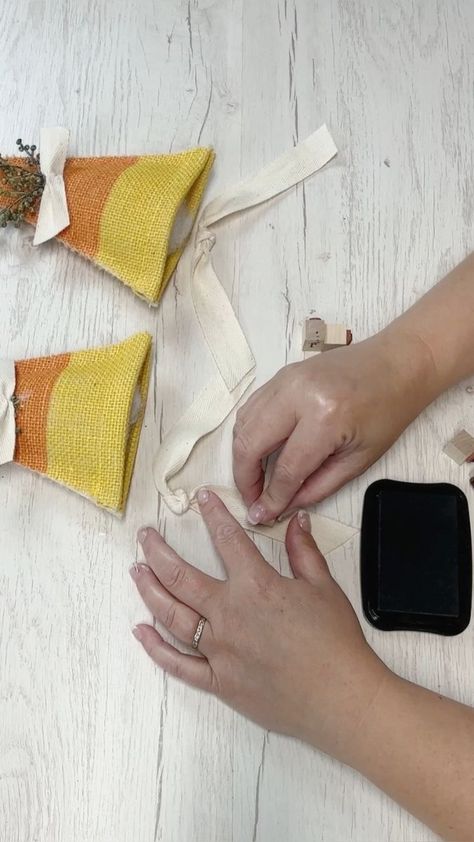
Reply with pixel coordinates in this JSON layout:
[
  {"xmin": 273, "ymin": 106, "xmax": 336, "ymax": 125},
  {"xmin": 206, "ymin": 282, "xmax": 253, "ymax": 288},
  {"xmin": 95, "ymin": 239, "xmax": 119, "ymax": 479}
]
[
  {"xmin": 130, "ymin": 490, "xmax": 387, "ymax": 762},
  {"xmin": 232, "ymin": 329, "xmax": 437, "ymax": 524}
]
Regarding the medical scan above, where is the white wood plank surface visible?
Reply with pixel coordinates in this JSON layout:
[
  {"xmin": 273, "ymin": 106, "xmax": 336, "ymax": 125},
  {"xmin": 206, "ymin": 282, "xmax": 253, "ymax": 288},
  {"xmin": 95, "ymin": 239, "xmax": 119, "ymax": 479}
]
[{"xmin": 1, "ymin": 1, "xmax": 473, "ymax": 840}]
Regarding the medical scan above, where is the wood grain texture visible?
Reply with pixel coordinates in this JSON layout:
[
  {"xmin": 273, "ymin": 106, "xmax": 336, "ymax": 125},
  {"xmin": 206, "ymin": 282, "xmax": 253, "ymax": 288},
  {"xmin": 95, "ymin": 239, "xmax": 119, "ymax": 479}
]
[{"xmin": 0, "ymin": 1, "xmax": 473, "ymax": 840}]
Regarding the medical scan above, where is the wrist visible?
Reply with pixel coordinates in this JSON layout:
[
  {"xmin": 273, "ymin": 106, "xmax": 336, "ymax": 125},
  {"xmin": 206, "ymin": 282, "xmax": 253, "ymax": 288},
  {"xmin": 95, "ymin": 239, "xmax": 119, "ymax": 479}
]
[
  {"xmin": 372, "ymin": 323, "xmax": 442, "ymax": 417},
  {"xmin": 304, "ymin": 649, "xmax": 395, "ymax": 766},
  {"xmin": 338, "ymin": 664, "xmax": 402, "ymax": 768}
]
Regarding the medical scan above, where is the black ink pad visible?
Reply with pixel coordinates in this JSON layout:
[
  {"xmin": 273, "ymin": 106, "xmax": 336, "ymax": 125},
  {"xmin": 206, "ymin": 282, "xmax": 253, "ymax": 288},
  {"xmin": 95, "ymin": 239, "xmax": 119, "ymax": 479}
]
[{"xmin": 360, "ymin": 480, "xmax": 472, "ymax": 635}]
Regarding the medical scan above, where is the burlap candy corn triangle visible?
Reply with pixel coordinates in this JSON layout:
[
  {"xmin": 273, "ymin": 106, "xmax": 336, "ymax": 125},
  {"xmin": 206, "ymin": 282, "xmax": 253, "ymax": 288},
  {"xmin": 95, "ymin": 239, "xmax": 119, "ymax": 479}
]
[
  {"xmin": 0, "ymin": 333, "xmax": 151, "ymax": 513},
  {"xmin": 0, "ymin": 130, "xmax": 214, "ymax": 304}
]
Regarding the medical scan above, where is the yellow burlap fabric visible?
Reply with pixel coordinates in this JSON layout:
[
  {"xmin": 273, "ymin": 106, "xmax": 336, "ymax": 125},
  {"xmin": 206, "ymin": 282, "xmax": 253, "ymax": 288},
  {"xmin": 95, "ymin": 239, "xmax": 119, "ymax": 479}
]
[{"xmin": 14, "ymin": 332, "xmax": 152, "ymax": 513}]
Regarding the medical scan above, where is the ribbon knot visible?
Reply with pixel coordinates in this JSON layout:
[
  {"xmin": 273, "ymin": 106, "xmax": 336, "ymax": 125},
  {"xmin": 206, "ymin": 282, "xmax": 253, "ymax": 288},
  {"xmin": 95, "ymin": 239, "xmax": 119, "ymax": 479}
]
[
  {"xmin": 163, "ymin": 488, "xmax": 190, "ymax": 515},
  {"xmin": 196, "ymin": 228, "xmax": 216, "ymax": 254}
]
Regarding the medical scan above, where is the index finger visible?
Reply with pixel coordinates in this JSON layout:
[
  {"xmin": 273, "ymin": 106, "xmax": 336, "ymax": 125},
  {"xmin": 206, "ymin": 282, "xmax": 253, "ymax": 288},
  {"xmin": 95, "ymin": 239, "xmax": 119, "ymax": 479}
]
[
  {"xmin": 247, "ymin": 419, "xmax": 334, "ymax": 523},
  {"xmin": 196, "ymin": 489, "xmax": 274, "ymax": 579},
  {"xmin": 232, "ymin": 396, "xmax": 297, "ymax": 506}
]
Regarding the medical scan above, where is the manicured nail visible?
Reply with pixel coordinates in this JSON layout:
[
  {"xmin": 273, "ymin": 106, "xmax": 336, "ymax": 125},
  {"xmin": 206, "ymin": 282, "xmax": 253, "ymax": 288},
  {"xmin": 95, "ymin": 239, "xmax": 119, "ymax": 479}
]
[
  {"xmin": 297, "ymin": 510, "xmax": 312, "ymax": 533},
  {"xmin": 129, "ymin": 563, "xmax": 148, "ymax": 580},
  {"xmin": 247, "ymin": 502, "xmax": 266, "ymax": 525},
  {"xmin": 137, "ymin": 527, "xmax": 148, "ymax": 544},
  {"xmin": 132, "ymin": 626, "xmax": 143, "ymax": 641},
  {"xmin": 197, "ymin": 487, "xmax": 210, "ymax": 505}
]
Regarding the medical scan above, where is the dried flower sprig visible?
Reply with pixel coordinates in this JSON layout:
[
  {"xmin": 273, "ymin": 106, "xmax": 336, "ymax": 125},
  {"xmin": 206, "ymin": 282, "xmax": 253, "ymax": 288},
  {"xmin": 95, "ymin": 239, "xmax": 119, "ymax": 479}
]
[
  {"xmin": 11, "ymin": 394, "xmax": 22, "ymax": 435},
  {"xmin": 0, "ymin": 138, "xmax": 45, "ymax": 228}
]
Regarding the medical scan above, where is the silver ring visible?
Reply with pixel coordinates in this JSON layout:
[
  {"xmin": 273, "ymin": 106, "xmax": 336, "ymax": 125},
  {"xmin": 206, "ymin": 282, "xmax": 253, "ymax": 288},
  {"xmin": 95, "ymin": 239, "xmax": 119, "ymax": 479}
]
[{"xmin": 192, "ymin": 616, "xmax": 207, "ymax": 650}]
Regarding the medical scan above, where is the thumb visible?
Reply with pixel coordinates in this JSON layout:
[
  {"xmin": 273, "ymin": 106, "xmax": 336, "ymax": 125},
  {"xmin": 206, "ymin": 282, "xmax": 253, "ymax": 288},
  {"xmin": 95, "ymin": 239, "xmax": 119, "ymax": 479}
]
[{"xmin": 285, "ymin": 512, "xmax": 331, "ymax": 585}]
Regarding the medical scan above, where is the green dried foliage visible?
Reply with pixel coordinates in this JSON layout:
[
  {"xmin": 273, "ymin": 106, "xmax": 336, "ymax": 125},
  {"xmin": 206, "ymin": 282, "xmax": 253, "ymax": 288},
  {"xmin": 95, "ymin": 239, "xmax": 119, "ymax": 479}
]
[{"xmin": 0, "ymin": 139, "xmax": 45, "ymax": 228}]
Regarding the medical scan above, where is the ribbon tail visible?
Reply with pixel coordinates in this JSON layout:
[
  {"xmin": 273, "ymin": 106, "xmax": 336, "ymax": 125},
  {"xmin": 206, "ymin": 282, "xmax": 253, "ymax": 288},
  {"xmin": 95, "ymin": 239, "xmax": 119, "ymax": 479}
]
[
  {"xmin": 0, "ymin": 359, "xmax": 16, "ymax": 466},
  {"xmin": 153, "ymin": 371, "xmax": 255, "ymax": 514},
  {"xmin": 33, "ymin": 181, "xmax": 70, "ymax": 246},
  {"xmin": 153, "ymin": 125, "xmax": 338, "ymax": 513},
  {"xmin": 189, "ymin": 485, "xmax": 358, "ymax": 553},
  {"xmin": 33, "ymin": 127, "xmax": 70, "ymax": 246}
]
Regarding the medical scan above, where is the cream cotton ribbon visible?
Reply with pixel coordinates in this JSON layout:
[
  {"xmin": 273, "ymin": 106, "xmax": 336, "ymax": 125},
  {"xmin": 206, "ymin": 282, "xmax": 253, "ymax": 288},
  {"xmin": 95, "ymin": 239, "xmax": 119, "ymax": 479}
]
[
  {"xmin": 33, "ymin": 127, "xmax": 70, "ymax": 246},
  {"xmin": 0, "ymin": 360, "xmax": 16, "ymax": 465},
  {"xmin": 153, "ymin": 125, "xmax": 356, "ymax": 550},
  {"xmin": 190, "ymin": 486, "xmax": 357, "ymax": 554}
]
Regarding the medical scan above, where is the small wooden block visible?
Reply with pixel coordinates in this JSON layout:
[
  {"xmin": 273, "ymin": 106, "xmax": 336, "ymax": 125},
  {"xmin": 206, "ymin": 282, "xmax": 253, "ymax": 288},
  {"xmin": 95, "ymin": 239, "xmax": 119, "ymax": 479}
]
[
  {"xmin": 324, "ymin": 324, "xmax": 353, "ymax": 350},
  {"xmin": 443, "ymin": 429, "xmax": 474, "ymax": 465},
  {"xmin": 303, "ymin": 317, "xmax": 326, "ymax": 350},
  {"xmin": 303, "ymin": 317, "xmax": 352, "ymax": 352}
]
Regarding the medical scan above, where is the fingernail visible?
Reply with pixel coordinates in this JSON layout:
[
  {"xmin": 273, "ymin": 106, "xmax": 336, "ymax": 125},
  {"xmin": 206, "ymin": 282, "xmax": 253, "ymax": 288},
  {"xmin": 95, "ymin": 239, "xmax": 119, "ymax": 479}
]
[
  {"xmin": 137, "ymin": 527, "xmax": 148, "ymax": 544},
  {"xmin": 132, "ymin": 625, "xmax": 143, "ymax": 642},
  {"xmin": 197, "ymin": 487, "xmax": 210, "ymax": 505},
  {"xmin": 297, "ymin": 510, "xmax": 312, "ymax": 533},
  {"xmin": 129, "ymin": 563, "xmax": 148, "ymax": 580},
  {"xmin": 247, "ymin": 502, "xmax": 266, "ymax": 525}
]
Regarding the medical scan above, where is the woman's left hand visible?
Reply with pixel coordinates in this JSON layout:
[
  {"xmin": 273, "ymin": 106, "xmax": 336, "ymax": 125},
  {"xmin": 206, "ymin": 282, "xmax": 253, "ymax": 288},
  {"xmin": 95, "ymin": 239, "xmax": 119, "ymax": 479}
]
[{"xmin": 130, "ymin": 490, "xmax": 389, "ymax": 762}]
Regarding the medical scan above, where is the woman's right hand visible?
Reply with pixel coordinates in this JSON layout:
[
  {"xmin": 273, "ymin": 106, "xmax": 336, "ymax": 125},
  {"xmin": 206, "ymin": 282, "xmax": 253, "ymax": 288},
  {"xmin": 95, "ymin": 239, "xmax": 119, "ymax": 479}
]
[{"xmin": 232, "ymin": 327, "xmax": 437, "ymax": 524}]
